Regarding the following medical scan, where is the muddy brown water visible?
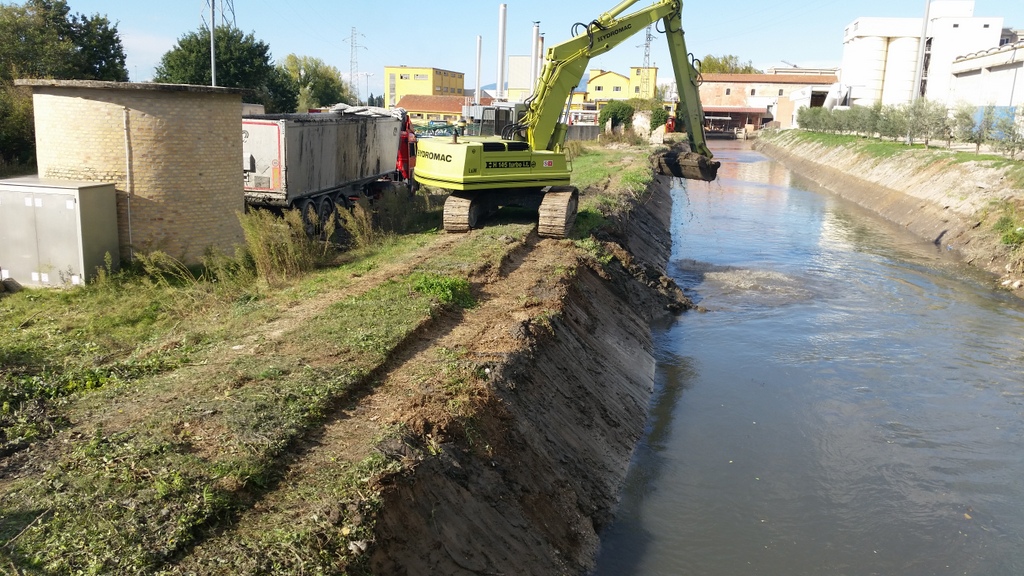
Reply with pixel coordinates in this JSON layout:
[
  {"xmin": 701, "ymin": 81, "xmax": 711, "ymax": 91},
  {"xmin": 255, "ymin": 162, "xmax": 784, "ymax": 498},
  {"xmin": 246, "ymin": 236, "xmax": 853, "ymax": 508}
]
[{"xmin": 593, "ymin": 141, "xmax": 1024, "ymax": 575}]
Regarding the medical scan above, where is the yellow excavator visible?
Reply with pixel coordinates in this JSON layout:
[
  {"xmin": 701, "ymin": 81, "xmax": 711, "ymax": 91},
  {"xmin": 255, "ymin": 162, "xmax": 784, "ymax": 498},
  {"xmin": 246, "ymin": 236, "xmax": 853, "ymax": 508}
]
[{"xmin": 413, "ymin": 0, "xmax": 720, "ymax": 238}]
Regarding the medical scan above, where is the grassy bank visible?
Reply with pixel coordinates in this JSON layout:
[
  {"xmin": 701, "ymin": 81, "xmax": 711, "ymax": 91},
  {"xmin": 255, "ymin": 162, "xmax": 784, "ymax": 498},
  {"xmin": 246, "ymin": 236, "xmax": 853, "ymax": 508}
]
[
  {"xmin": 760, "ymin": 129, "xmax": 1024, "ymax": 277},
  {"xmin": 764, "ymin": 129, "xmax": 1024, "ymax": 189},
  {"xmin": 1, "ymin": 141, "xmax": 656, "ymax": 574}
]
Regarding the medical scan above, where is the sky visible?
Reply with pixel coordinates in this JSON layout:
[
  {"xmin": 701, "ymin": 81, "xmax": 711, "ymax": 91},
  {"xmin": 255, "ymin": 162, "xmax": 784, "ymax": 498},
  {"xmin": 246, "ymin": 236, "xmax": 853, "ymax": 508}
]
[{"xmin": 62, "ymin": 0, "xmax": 1024, "ymax": 100}]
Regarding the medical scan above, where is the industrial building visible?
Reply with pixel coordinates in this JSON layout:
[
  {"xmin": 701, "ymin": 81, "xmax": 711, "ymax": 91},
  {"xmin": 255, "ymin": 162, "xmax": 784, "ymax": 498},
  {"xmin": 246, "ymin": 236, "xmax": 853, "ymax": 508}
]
[
  {"xmin": 384, "ymin": 66, "xmax": 466, "ymax": 108},
  {"xmin": 949, "ymin": 40, "xmax": 1024, "ymax": 108},
  {"xmin": 840, "ymin": 0, "xmax": 1003, "ymax": 106}
]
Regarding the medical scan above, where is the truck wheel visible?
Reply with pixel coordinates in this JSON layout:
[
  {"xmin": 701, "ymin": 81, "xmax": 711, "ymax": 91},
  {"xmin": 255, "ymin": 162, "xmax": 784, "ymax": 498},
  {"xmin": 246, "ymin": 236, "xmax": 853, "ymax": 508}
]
[
  {"xmin": 299, "ymin": 199, "xmax": 319, "ymax": 237},
  {"xmin": 318, "ymin": 196, "xmax": 337, "ymax": 238}
]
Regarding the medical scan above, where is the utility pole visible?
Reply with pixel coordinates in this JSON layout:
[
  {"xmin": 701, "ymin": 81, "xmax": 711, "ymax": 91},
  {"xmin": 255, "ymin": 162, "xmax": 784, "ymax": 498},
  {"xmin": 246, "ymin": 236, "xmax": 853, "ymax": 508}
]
[
  {"xmin": 210, "ymin": 0, "xmax": 216, "ymax": 86},
  {"xmin": 912, "ymin": 0, "xmax": 932, "ymax": 102},
  {"xmin": 202, "ymin": 1, "xmax": 236, "ymax": 86},
  {"xmin": 907, "ymin": 0, "xmax": 932, "ymax": 144}
]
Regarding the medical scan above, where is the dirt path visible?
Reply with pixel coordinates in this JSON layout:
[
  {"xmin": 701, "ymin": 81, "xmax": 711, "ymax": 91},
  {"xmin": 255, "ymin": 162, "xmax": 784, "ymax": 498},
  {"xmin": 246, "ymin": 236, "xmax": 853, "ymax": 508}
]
[{"xmin": 166, "ymin": 229, "xmax": 579, "ymax": 572}]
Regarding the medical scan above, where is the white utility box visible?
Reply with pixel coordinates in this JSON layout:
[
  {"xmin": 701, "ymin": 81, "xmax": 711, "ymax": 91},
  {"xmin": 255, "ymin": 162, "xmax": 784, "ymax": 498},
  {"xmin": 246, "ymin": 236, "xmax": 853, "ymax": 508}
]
[{"xmin": 0, "ymin": 176, "xmax": 119, "ymax": 287}]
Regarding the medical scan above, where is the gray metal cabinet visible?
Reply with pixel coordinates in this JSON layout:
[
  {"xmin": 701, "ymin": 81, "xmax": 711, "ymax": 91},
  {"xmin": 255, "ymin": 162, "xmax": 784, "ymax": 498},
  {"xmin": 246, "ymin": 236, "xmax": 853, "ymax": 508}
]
[{"xmin": 0, "ymin": 177, "xmax": 119, "ymax": 287}]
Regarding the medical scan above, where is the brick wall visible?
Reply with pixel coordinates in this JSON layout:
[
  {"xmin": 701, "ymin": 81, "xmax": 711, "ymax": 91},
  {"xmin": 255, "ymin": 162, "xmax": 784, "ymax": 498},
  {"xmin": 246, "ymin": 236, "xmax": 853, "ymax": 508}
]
[{"xmin": 31, "ymin": 84, "xmax": 244, "ymax": 264}]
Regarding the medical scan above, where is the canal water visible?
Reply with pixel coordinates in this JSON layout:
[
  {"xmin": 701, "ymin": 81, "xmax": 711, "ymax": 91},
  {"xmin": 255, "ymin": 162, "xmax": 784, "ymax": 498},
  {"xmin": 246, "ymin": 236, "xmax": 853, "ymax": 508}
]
[{"xmin": 593, "ymin": 141, "xmax": 1024, "ymax": 575}]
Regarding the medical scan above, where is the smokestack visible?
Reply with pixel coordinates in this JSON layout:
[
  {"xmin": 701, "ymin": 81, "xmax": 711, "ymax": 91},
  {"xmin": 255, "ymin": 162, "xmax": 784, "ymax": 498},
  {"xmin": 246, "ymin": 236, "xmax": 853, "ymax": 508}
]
[
  {"xmin": 497, "ymin": 4, "xmax": 507, "ymax": 100},
  {"xmin": 537, "ymin": 34, "xmax": 545, "ymax": 89},
  {"xmin": 530, "ymin": 22, "xmax": 540, "ymax": 94},
  {"xmin": 476, "ymin": 35, "xmax": 482, "ymax": 104}
]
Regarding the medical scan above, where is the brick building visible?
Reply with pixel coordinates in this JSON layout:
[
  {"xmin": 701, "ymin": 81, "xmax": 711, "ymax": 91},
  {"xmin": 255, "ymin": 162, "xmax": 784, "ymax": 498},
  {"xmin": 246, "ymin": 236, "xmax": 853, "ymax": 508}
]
[
  {"xmin": 16, "ymin": 80, "xmax": 245, "ymax": 264},
  {"xmin": 697, "ymin": 73, "xmax": 838, "ymax": 130}
]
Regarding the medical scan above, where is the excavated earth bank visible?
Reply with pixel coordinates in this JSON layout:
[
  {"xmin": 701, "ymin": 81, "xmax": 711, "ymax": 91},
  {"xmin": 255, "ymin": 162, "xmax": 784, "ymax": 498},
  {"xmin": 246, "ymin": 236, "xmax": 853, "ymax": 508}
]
[
  {"xmin": 369, "ymin": 175, "xmax": 683, "ymax": 575},
  {"xmin": 754, "ymin": 133, "xmax": 1024, "ymax": 291}
]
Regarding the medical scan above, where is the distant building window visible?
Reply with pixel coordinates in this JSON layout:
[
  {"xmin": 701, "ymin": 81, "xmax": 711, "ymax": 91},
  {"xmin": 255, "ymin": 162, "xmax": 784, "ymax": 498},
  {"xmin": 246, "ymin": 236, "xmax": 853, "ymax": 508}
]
[
  {"xmin": 414, "ymin": 74, "xmax": 428, "ymax": 80},
  {"xmin": 726, "ymin": 88, "xmax": 731, "ymax": 95},
  {"xmin": 750, "ymin": 88, "xmax": 756, "ymax": 96},
  {"xmin": 613, "ymin": 86, "xmax": 622, "ymax": 92},
  {"xmin": 779, "ymin": 89, "xmax": 784, "ymax": 96},
  {"xmin": 400, "ymin": 74, "xmax": 410, "ymax": 80},
  {"xmin": 984, "ymin": 24, "xmax": 990, "ymax": 28},
  {"xmin": 635, "ymin": 86, "xmax": 640, "ymax": 93},
  {"xmin": 953, "ymin": 23, "xmax": 959, "ymax": 28},
  {"xmin": 636, "ymin": 69, "xmax": 641, "ymax": 75},
  {"xmin": 458, "ymin": 88, "xmax": 463, "ymax": 94},
  {"xmin": 595, "ymin": 85, "xmax": 604, "ymax": 91}
]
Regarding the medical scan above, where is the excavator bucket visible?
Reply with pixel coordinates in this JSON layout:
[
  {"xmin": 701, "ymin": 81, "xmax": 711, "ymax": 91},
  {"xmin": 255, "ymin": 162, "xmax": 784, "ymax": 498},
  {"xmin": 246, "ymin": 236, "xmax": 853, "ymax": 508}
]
[{"xmin": 652, "ymin": 149, "xmax": 721, "ymax": 182}]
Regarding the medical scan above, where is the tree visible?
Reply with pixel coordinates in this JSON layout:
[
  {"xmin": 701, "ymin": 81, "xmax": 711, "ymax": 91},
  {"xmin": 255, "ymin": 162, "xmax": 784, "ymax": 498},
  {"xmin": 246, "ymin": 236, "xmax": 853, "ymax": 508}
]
[
  {"xmin": 155, "ymin": 26, "xmax": 298, "ymax": 113},
  {"xmin": 953, "ymin": 103, "xmax": 995, "ymax": 154},
  {"xmin": 699, "ymin": 54, "xmax": 762, "ymax": 74},
  {"xmin": 279, "ymin": 54, "xmax": 352, "ymax": 111},
  {"xmin": 877, "ymin": 104, "xmax": 907, "ymax": 141},
  {"xmin": 994, "ymin": 108, "xmax": 1024, "ymax": 159},
  {"xmin": 920, "ymin": 99, "xmax": 950, "ymax": 148},
  {"xmin": 599, "ymin": 100, "xmax": 634, "ymax": 129},
  {"xmin": 0, "ymin": 0, "xmax": 127, "ymax": 81},
  {"xmin": 0, "ymin": 0, "xmax": 127, "ymax": 168}
]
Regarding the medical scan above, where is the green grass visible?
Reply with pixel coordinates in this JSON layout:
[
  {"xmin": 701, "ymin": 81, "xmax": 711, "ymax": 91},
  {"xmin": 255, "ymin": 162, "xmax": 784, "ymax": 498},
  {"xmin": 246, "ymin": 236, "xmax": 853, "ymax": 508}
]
[
  {"xmin": 769, "ymin": 129, "xmax": 1024, "ymax": 188},
  {"xmin": 0, "ymin": 193, "xmax": 532, "ymax": 574}
]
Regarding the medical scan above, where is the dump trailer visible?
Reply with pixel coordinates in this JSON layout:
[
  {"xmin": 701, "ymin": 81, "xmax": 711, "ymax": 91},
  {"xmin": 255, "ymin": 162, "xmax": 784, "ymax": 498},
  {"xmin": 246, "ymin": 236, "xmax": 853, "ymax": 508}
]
[{"xmin": 243, "ymin": 105, "xmax": 414, "ymax": 227}]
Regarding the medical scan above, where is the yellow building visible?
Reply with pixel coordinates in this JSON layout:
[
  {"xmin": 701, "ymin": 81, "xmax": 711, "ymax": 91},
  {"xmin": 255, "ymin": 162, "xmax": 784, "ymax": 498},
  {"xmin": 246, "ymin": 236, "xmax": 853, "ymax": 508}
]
[
  {"xmin": 585, "ymin": 67, "xmax": 659, "ymax": 103},
  {"xmin": 385, "ymin": 66, "xmax": 466, "ymax": 108}
]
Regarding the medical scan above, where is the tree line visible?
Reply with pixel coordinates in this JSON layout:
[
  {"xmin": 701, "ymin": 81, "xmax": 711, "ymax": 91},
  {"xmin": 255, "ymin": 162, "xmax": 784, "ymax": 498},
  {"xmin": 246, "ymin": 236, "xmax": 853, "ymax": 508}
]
[
  {"xmin": 797, "ymin": 100, "xmax": 1024, "ymax": 159},
  {"xmin": 0, "ymin": 0, "xmax": 360, "ymax": 174}
]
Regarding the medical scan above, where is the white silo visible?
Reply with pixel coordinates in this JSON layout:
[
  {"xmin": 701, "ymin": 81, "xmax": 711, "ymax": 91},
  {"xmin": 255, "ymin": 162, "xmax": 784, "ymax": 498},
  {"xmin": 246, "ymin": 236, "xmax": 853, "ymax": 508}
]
[
  {"xmin": 842, "ymin": 35, "xmax": 889, "ymax": 105},
  {"xmin": 881, "ymin": 36, "xmax": 920, "ymax": 104}
]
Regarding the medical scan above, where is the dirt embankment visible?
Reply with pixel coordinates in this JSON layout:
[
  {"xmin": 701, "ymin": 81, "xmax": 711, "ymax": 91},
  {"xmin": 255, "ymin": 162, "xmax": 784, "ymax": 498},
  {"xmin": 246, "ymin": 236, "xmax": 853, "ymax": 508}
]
[
  {"xmin": 754, "ymin": 132, "xmax": 1024, "ymax": 289},
  {"xmin": 369, "ymin": 176, "xmax": 684, "ymax": 575}
]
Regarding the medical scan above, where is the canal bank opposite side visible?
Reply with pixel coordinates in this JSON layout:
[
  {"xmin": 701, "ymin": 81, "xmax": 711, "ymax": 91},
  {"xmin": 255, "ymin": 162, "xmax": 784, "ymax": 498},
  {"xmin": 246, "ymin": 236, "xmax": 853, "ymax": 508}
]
[{"xmin": 754, "ymin": 130, "xmax": 1024, "ymax": 292}]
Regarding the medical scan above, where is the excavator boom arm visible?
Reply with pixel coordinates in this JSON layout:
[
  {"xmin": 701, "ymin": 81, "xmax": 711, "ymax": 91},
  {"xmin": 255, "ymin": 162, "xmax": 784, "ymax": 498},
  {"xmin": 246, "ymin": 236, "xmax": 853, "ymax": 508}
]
[{"xmin": 522, "ymin": 0, "xmax": 711, "ymax": 158}]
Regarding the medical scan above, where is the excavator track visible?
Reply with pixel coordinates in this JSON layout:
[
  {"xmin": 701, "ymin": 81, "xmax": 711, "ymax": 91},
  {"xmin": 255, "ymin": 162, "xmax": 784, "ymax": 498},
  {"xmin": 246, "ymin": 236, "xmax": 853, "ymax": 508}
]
[
  {"xmin": 443, "ymin": 192, "xmax": 483, "ymax": 232},
  {"xmin": 537, "ymin": 186, "xmax": 579, "ymax": 239}
]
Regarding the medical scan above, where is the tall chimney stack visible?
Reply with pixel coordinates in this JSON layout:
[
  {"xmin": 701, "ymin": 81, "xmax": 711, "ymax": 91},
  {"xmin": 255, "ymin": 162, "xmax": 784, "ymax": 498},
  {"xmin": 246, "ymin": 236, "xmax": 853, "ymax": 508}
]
[{"xmin": 497, "ymin": 4, "xmax": 508, "ymax": 100}]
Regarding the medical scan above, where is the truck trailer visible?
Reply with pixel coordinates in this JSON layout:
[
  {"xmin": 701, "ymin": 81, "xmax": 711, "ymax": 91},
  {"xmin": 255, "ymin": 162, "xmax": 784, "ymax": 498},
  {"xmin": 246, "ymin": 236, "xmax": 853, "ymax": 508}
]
[{"xmin": 243, "ymin": 104, "xmax": 416, "ymax": 229}]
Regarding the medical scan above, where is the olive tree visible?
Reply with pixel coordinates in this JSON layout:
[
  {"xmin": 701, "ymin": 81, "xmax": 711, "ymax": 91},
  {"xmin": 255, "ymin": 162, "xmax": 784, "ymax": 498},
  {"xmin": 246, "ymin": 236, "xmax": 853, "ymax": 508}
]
[
  {"xmin": 994, "ymin": 108, "xmax": 1024, "ymax": 159},
  {"xmin": 953, "ymin": 103, "xmax": 996, "ymax": 154}
]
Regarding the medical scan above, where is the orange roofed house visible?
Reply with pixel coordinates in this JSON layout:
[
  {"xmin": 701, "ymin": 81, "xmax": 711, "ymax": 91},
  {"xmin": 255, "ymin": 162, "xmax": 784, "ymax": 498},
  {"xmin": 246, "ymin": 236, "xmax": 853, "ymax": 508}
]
[{"xmin": 395, "ymin": 95, "xmax": 494, "ymax": 124}]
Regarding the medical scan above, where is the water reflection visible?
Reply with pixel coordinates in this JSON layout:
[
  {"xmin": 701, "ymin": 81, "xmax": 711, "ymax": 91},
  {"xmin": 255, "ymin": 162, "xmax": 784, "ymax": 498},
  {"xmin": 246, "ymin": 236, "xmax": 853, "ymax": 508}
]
[
  {"xmin": 593, "ymin": 141, "xmax": 1024, "ymax": 576},
  {"xmin": 593, "ymin": 352, "xmax": 697, "ymax": 576}
]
